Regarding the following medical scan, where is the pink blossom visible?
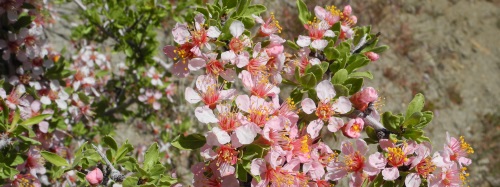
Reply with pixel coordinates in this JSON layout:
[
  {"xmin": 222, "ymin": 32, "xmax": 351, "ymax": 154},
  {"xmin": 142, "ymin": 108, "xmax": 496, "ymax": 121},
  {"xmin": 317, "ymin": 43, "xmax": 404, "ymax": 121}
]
[
  {"xmin": 138, "ymin": 89, "xmax": 162, "ymax": 110},
  {"xmin": 428, "ymin": 163, "xmax": 463, "ymax": 187},
  {"xmin": 296, "ymin": 21, "xmax": 335, "ymax": 50},
  {"xmin": 39, "ymin": 80, "xmax": 69, "ymax": 109},
  {"xmin": 349, "ymin": 87, "xmax": 378, "ymax": 111},
  {"xmin": 376, "ymin": 139, "xmax": 417, "ymax": 181},
  {"xmin": 85, "ymin": 168, "xmax": 103, "ymax": 186},
  {"xmin": 341, "ymin": 118, "xmax": 364, "ymax": 139},
  {"xmin": 325, "ymin": 139, "xmax": 378, "ymax": 186},
  {"xmin": 314, "ymin": 6, "xmax": 340, "ymax": 26},
  {"xmin": 146, "ymin": 67, "xmax": 163, "ymax": 86},
  {"xmin": 301, "ymin": 80, "xmax": 351, "ymax": 138},
  {"xmin": 236, "ymin": 95, "xmax": 273, "ymax": 127},
  {"xmin": 365, "ymin": 51, "xmax": 380, "ymax": 62},
  {"xmin": 17, "ymin": 147, "xmax": 47, "ymax": 178},
  {"xmin": 238, "ymin": 70, "xmax": 280, "ymax": 98},
  {"xmin": 192, "ymin": 162, "xmax": 239, "ymax": 186},
  {"xmin": 252, "ymin": 13, "xmax": 282, "ymax": 37},
  {"xmin": 185, "ymin": 75, "xmax": 235, "ymax": 109},
  {"xmin": 444, "ymin": 132, "xmax": 474, "ymax": 167},
  {"xmin": 200, "ymin": 144, "xmax": 238, "ymax": 177}
]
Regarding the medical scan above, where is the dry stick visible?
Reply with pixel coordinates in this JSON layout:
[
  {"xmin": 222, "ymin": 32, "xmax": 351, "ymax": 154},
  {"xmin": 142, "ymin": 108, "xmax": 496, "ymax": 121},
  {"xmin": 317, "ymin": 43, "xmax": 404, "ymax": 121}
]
[{"xmin": 91, "ymin": 144, "xmax": 125, "ymax": 182}]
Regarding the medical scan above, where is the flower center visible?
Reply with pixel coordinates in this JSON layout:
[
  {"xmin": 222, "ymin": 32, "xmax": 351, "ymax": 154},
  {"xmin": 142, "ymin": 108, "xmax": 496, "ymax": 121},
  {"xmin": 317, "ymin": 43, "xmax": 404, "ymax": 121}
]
[
  {"xmin": 216, "ymin": 145, "xmax": 238, "ymax": 166},
  {"xmin": 218, "ymin": 112, "xmax": 239, "ymax": 132},
  {"xmin": 345, "ymin": 151, "xmax": 364, "ymax": 172},
  {"xmin": 192, "ymin": 29, "xmax": 208, "ymax": 46},
  {"xmin": 206, "ymin": 60, "xmax": 224, "ymax": 76},
  {"xmin": 315, "ymin": 101, "xmax": 333, "ymax": 121},
  {"xmin": 416, "ymin": 157, "xmax": 435, "ymax": 178},
  {"xmin": 387, "ymin": 147, "xmax": 407, "ymax": 167},
  {"xmin": 229, "ymin": 38, "xmax": 244, "ymax": 53}
]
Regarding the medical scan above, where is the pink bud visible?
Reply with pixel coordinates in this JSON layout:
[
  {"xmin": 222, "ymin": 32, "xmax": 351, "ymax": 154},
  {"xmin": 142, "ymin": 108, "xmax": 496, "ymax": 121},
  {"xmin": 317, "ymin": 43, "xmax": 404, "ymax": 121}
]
[
  {"xmin": 365, "ymin": 52, "xmax": 380, "ymax": 62},
  {"xmin": 343, "ymin": 5, "xmax": 352, "ymax": 16},
  {"xmin": 350, "ymin": 15, "xmax": 358, "ymax": 25},
  {"xmin": 86, "ymin": 168, "xmax": 103, "ymax": 186},
  {"xmin": 350, "ymin": 87, "xmax": 378, "ymax": 111}
]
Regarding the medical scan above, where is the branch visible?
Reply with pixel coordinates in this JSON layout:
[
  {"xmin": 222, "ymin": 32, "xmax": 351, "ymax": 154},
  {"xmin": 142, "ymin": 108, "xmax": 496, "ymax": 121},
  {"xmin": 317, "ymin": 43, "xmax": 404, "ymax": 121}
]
[
  {"xmin": 104, "ymin": 98, "xmax": 137, "ymax": 116},
  {"xmin": 91, "ymin": 144, "xmax": 125, "ymax": 182}
]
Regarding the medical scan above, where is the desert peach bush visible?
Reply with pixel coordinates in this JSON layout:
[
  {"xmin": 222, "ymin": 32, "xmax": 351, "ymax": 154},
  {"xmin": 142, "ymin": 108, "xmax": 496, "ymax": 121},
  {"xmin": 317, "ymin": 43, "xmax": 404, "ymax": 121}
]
[{"xmin": 0, "ymin": 0, "xmax": 473, "ymax": 186}]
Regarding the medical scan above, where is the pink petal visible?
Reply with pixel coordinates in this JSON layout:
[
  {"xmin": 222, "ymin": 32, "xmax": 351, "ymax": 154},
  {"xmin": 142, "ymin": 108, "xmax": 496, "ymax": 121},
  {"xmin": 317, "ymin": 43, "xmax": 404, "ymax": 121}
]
[
  {"xmin": 314, "ymin": 6, "xmax": 328, "ymax": 21},
  {"xmin": 327, "ymin": 117, "xmax": 344, "ymax": 132},
  {"xmin": 194, "ymin": 106, "xmax": 218, "ymax": 124},
  {"xmin": 333, "ymin": 96, "xmax": 352, "ymax": 114},
  {"xmin": 379, "ymin": 139, "xmax": 395, "ymax": 151},
  {"xmin": 184, "ymin": 87, "xmax": 201, "ymax": 104},
  {"xmin": 238, "ymin": 70, "xmax": 254, "ymax": 89},
  {"xmin": 235, "ymin": 123, "xmax": 259, "ymax": 144},
  {"xmin": 356, "ymin": 139, "xmax": 368, "ymax": 155},
  {"xmin": 211, "ymin": 127, "xmax": 231, "ymax": 145},
  {"xmin": 207, "ymin": 26, "xmax": 221, "ymax": 38},
  {"xmin": 340, "ymin": 141, "xmax": 354, "ymax": 155},
  {"xmin": 188, "ymin": 58, "xmax": 206, "ymax": 71},
  {"xmin": 250, "ymin": 158, "xmax": 267, "ymax": 176},
  {"xmin": 301, "ymin": 98, "xmax": 316, "ymax": 114},
  {"xmin": 296, "ymin": 35, "xmax": 311, "ymax": 47},
  {"xmin": 315, "ymin": 80, "xmax": 336, "ymax": 101},
  {"xmin": 405, "ymin": 173, "xmax": 421, "ymax": 187},
  {"xmin": 311, "ymin": 39, "xmax": 328, "ymax": 50},
  {"xmin": 307, "ymin": 119, "xmax": 324, "ymax": 139},
  {"xmin": 368, "ymin": 152, "xmax": 387, "ymax": 169},
  {"xmin": 235, "ymin": 95, "xmax": 251, "ymax": 112},
  {"xmin": 382, "ymin": 167, "xmax": 400, "ymax": 181},
  {"xmin": 163, "ymin": 45, "xmax": 176, "ymax": 58},
  {"xmin": 230, "ymin": 20, "xmax": 245, "ymax": 37}
]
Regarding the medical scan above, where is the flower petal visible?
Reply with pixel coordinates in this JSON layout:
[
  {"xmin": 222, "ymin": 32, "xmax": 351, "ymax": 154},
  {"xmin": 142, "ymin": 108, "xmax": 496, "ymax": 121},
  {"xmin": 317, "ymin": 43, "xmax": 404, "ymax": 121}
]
[
  {"xmin": 194, "ymin": 106, "xmax": 218, "ymax": 124},
  {"xmin": 301, "ymin": 98, "xmax": 316, "ymax": 114},
  {"xmin": 296, "ymin": 35, "xmax": 311, "ymax": 47}
]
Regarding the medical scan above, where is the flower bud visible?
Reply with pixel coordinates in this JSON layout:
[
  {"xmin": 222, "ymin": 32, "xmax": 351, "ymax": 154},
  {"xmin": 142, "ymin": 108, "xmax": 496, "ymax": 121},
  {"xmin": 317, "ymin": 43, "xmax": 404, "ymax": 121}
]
[
  {"xmin": 350, "ymin": 87, "xmax": 378, "ymax": 111},
  {"xmin": 86, "ymin": 168, "xmax": 103, "ymax": 186},
  {"xmin": 343, "ymin": 5, "xmax": 352, "ymax": 17},
  {"xmin": 365, "ymin": 52, "xmax": 380, "ymax": 62}
]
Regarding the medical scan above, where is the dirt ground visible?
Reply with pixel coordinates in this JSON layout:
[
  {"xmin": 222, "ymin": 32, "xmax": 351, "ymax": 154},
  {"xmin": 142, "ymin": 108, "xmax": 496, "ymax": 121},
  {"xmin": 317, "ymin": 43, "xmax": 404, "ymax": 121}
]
[{"xmin": 264, "ymin": 0, "xmax": 500, "ymax": 186}]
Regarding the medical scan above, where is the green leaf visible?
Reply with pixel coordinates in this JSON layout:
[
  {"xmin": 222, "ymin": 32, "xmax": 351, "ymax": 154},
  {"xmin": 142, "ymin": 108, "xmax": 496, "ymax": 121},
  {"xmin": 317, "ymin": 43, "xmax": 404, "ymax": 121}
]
[
  {"xmin": 19, "ymin": 114, "xmax": 51, "ymax": 126},
  {"xmin": 171, "ymin": 134, "xmax": 206, "ymax": 150},
  {"xmin": 414, "ymin": 111, "xmax": 433, "ymax": 129},
  {"xmin": 286, "ymin": 40, "xmax": 300, "ymax": 50},
  {"xmin": 414, "ymin": 135, "xmax": 431, "ymax": 143},
  {"xmin": 402, "ymin": 112, "xmax": 422, "ymax": 128},
  {"xmin": 0, "ymin": 163, "xmax": 19, "ymax": 180},
  {"xmin": 345, "ymin": 56, "xmax": 370, "ymax": 73},
  {"xmin": 333, "ymin": 84, "xmax": 349, "ymax": 97},
  {"xmin": 319, "ymin": 62, "xmax": 329, "ymax": 74},
  {"xmin": 344, "ymin": 77, "xmax": 364, "ymax": 94},
  {"xmin": 290, "ymin": 88, "xmax": 304, "ymax": 103},
  {"xmin": 240, "ymin": 5, "xmax": 266, "ymax": 17},
  {"xmin": 382, "ymin": 112, "xmax": 401, "ymax": 133},
  {"xmin": 143, "ymin": 143, "xmax": 159, "ymax": 171},
  {"xmin": 296, "ymin": 0, "xmax": 311, "ymax": 25},
  {"xmin": 300, "ymin": 73, "xmax": 317, "ymax": 89},
  {"xmin": 41, "ymin": 151, "xmax": 69, "ymax": 167},
  {"xmin": 365, "ymin": 126, "xmax": 378, "ymax": 140},
  {"xmin": 349, "ymin": 71, "xmax": 373, "ymax": 79},
  {"xmin": 242, "ymin": 144, "xmax": 265, "ymax": 161},
  {"xmin": 12, "ymin": 16, "xmax": 34, "ymax": 31},
  {"xmin": 324, "ymin": 47, "xmax": 340, "ymax": 60},
  {"xmin": 234, "ymin": 0, "xmax": 250, "ymax": 17},
  {"xmin": 236, "ymin": 163, "xmax": 248, "ymax": 182},
  {"xmin": 403, "ymin": 129, "xmax": 424, "ymax": 140},
  {"xmin": 306, "ymin": 64, "xmax": 324, "ymax": 81},
  {"xmin": 103, "ymin": 136, "xmax": 118, "ymax": 151},
  {"xmin": 331, "ymin": 69, "xmax": 348, "ymax": 84},
  {"xmin": 116, "ymin": 141, "xmax": 134, "ymax": 163},
  {"xmin": 18, "ymin": 135, "xmax": 41, "ymax": 145},
  {"xmin": 222, "ymin": 0, "xmax": 238, "ymax": 9},
  {"xmin": 405, "ymin": 93, "xmax": 425, "ymax": 119},
  {"xmin": 370, "ymin": 45, "xmax": 389, "ymax": 53}
]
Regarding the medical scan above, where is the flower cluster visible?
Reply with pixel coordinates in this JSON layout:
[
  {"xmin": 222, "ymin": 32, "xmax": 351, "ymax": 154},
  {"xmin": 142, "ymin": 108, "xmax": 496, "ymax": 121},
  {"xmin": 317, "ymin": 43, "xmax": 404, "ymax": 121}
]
[{"xmin": 165, "ymin": 1, "xmax": 475, "ymax": 187}]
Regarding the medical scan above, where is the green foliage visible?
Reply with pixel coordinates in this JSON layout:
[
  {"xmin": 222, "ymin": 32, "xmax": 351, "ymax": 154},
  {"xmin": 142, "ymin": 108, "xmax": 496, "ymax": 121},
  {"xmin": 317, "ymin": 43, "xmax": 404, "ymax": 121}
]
[{"xmin": 171, "ymin": 134, "xmax": 206, "ymax": 150}]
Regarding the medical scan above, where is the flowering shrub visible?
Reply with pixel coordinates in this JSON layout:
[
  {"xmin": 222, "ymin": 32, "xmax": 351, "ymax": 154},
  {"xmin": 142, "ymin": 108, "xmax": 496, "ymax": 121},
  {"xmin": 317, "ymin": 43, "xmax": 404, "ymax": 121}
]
[{"xmin": 0, "ymin": 0, "xmax": 474, "ymax": 187}]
